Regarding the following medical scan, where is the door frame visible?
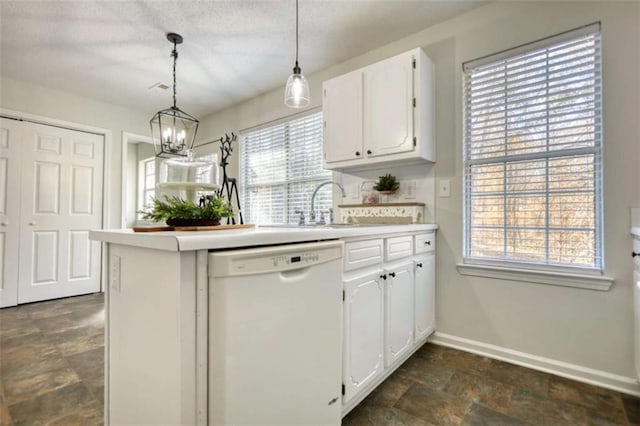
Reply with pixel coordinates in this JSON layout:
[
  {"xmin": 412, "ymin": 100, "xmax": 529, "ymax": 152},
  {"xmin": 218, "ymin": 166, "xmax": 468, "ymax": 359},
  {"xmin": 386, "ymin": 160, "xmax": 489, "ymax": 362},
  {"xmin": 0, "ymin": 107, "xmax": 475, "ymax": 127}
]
[
  {"xmin": 121, "ymin": 132, "xmax": 154, "ymax": 228},
  {"xmin": 0, "ymin": 107, "xmax": 112, "ymax": 293}
]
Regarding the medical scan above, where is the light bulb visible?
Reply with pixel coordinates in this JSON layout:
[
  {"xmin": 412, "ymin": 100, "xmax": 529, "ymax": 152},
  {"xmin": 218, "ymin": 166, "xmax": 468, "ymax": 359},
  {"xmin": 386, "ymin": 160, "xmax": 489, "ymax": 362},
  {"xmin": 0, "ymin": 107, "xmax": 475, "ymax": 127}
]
[{"xmin": 163, "ymin": 128, "xmax": 172, "ymax": 143}]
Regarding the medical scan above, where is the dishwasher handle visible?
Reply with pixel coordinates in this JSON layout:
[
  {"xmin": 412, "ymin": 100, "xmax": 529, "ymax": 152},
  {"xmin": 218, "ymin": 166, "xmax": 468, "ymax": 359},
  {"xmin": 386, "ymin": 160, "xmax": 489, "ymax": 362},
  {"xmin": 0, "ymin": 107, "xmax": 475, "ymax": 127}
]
[{"xmin": 279, "ymin": 266, "xmax": 310, "ymax": 281}]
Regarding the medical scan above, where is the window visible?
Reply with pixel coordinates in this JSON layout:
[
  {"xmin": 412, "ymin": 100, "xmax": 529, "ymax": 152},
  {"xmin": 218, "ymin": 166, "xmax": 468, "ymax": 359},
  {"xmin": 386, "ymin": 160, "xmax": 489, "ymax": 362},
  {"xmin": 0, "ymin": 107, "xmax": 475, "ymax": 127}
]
[
  {"xmin": 240, "ymin": 110, "xmax": 331, "ymax": 224},
  {"xmin": 138, "ymin": 157, "xmax": 156, "ymax": 220},
  {"xmin": 463, "ymin": 23, "xmax": 602, "ymax": 272}
]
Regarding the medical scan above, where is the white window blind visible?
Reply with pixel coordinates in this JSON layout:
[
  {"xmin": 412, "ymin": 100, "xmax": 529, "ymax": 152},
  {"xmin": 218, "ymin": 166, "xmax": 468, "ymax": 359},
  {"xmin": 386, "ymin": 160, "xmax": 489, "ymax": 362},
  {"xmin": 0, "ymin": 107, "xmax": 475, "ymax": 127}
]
[
  {"xmin": 240, "ymin": 111, "xmax": 331, "ymax": 225},
  {"xmin": 463, "ymin": 23, "xmax": 603, "ymax": 271}
]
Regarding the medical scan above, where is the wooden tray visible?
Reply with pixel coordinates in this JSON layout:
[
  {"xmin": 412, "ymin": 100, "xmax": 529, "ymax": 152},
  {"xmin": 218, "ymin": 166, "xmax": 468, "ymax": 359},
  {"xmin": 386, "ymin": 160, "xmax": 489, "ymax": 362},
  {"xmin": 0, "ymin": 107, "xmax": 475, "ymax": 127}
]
[{"xmin": 133, "ymin": 224, "xmax": 255, "ymax": 232}]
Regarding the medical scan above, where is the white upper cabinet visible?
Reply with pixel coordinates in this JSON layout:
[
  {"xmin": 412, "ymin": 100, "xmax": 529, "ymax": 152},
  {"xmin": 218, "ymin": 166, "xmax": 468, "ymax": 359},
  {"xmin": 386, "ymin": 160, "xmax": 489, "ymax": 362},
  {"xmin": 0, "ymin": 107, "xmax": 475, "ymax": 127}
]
[
  {"xmin": 323, "ymin": 48, "xmax": 435, "ymax": 171},
  {"xmin": 323, "ymin": 70, "xmax": 364, "ymax": 163},
  {"xmin": 364, "ymin": 53, "xmax": 413, "ymax": 158}
]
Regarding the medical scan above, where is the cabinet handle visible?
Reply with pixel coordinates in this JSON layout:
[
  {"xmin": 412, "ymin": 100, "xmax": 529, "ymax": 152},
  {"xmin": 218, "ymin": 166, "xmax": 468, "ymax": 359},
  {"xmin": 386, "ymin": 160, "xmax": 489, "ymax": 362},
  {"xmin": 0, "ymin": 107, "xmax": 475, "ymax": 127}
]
[
  {"xmin": 425, "ymin": 241, "xmax": 431, "ymax": 246},
  {"xmin": 633, "ymin": 252, "xmax": 640, "ymax": 258},
  {"xmin": 416, "ymin": 263, "xmax": 423, "ymax": 268},
  {"xmin": 29, "ymin": 222, "xmax": 36, "ymax": 226},
  {"xmin": 366, "ymin": 150, "xmax": 372, "ymax": 155},
  {"xmin": 389, "ymin": 272, "xmax": 396, "ymax": 278},
  {"xmin": 0, "ymin": 222, "xmax": 7, "ymax": 226},
  {"xmin": 355, "ymin": 151, "xmax": 361, "ymax": 156},
  {"xmin": 379, "ymin": 274, "xmax": 387, "ymax": 280}
]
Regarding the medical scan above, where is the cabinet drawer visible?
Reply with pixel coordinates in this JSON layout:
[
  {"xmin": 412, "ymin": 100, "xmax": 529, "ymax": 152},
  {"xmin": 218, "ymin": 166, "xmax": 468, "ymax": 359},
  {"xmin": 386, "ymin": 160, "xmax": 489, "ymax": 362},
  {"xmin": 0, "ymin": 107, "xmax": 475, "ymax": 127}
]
[
  {"xmin": 415, "ymin": 233, "xmax": 435, "ymax": 254},
  {"xmin": 344, "ymin": 239, "xmax": 384, "ymax": 271},
  {"xmin": 385, "ymin": 236, "xmax": 413, "ymax": 262}
]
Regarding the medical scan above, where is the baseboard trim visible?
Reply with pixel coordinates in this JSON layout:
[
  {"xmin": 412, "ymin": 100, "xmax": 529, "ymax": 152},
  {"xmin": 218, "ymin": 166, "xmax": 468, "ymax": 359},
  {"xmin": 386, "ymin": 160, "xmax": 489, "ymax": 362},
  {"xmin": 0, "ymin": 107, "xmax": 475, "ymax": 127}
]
[{"xmin": 430, "ymin": 332, "xmax": 640, "ymax": 397}]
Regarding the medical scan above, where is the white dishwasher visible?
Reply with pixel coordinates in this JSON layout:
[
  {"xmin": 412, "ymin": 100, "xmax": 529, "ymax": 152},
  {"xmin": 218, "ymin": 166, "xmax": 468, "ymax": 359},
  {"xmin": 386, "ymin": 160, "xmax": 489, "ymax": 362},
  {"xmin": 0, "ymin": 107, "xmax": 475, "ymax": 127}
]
[{"xmin": 208, "ymin": 240, "xmax": 343, "ymax": 426}]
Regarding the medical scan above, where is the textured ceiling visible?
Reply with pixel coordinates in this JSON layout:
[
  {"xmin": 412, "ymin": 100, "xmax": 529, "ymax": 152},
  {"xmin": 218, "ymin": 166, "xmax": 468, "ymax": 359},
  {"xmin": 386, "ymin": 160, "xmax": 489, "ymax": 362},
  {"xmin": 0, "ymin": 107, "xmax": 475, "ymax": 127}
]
[{"xmin": 0, "ymin": 0, "xmax": 486, "ymax": 117}]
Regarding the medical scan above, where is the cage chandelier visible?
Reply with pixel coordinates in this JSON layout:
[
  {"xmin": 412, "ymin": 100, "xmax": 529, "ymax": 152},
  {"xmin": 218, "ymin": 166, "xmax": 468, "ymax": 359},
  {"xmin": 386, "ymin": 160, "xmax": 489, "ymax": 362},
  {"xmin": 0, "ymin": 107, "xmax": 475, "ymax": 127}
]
[{"xmin": 150, "ymin": 32, "xmax": 199, "ymax": 158}]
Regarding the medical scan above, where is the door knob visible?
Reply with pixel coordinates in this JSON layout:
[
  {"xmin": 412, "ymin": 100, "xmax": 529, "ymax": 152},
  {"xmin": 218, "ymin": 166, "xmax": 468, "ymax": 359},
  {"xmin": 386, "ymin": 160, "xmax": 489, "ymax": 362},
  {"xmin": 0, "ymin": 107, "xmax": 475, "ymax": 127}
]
[{"xmin": 29, "ymin": 221, "xmax": 36, "ymax": 226}]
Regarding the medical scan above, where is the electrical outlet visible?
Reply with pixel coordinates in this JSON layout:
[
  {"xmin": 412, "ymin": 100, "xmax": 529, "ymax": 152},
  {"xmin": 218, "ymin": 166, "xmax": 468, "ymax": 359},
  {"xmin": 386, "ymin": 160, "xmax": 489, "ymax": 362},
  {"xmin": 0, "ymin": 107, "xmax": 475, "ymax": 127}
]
[
  {"xmin": 439, "ymin": 179, "xmax": 451, "ymax": 198},
  {"xmin": 110, "ymin": 254, "xmax": 121, "ymax": 292}
]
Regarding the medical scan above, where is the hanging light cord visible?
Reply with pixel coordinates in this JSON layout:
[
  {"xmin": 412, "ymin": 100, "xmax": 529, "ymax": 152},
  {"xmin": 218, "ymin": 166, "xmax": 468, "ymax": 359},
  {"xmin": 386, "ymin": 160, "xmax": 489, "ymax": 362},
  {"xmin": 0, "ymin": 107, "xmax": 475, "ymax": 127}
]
[
  {"xmin": 171, "ymin": 41, "xmax": 178, "ymax": 109},
  {"xmin": 295, "ymin": 0, "xmax": 299, "ymax": 69}
]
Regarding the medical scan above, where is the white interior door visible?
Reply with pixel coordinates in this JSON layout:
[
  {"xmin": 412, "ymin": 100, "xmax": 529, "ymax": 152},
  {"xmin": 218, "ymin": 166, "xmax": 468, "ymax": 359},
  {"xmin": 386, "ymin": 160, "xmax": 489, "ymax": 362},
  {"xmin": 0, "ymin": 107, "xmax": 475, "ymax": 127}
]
[
  {"xmin": 0, "ymin": 118, "xmax": 22, "ymax": 307},
  {"xmin": 18, "ymin": 122, "xmax": 103, "ymax": 303}
]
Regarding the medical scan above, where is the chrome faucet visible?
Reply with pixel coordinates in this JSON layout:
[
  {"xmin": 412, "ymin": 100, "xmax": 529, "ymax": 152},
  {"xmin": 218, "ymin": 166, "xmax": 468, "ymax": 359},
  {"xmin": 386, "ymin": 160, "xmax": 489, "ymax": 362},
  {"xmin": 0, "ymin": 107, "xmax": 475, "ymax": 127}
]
[{"xmin": 310, "ymin": 181, "xmax": 346, "ymax": 224}]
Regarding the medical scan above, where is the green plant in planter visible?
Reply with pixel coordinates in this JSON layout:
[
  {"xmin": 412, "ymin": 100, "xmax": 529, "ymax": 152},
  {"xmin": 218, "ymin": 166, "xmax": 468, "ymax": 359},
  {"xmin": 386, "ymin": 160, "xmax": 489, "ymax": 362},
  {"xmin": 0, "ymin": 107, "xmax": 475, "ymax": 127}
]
[
  {"xmin": 140, "ymin": 195, "xmax": 234, "ymax": 225},
  {"xmin": 373, "ymin": 174, "xmax": 400, "ymax": 193}
]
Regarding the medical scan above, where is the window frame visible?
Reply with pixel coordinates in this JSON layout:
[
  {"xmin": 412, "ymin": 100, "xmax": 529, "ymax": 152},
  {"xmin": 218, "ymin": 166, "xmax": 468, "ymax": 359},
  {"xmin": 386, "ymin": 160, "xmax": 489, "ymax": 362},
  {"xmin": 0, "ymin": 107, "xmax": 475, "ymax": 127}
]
[
  {"xmin": 239, "ymin": 108, "xmax": 332, "ymax": 225},
  {"xmin": 137, "ymin": 156, "xmax": 156, "ymax": 222},
  {"xmin": 461, "ymin": 22, "xmax": 606, "ymax": 279}
]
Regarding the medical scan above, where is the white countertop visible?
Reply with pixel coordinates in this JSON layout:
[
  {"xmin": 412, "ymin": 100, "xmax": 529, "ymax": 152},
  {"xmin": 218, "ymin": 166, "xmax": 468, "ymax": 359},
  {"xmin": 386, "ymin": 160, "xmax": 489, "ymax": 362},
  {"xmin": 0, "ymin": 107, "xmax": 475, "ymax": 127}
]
[{"xmin": 90, "ymin": 224, "xmax": 438, "ymax": 252}]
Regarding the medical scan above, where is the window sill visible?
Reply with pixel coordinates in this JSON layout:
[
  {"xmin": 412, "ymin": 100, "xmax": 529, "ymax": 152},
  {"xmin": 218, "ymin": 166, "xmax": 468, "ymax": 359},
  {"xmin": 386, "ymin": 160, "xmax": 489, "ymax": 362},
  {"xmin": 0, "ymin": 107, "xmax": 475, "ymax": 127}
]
[{"xmin": 456, "ymin": 263, "xmax": 614, "ymax": 291}]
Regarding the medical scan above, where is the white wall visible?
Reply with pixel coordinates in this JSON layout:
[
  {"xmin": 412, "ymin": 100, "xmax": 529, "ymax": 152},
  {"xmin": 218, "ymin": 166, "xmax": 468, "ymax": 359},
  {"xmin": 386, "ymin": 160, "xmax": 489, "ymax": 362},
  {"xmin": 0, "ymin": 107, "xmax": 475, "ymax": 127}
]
[
  {"xmin": 198, "ymin": 1, "xmax": 640, "ymax": 388},
  {"xmin": 0, "ymin": 76, "xmax": 150, "ymax": 228}
]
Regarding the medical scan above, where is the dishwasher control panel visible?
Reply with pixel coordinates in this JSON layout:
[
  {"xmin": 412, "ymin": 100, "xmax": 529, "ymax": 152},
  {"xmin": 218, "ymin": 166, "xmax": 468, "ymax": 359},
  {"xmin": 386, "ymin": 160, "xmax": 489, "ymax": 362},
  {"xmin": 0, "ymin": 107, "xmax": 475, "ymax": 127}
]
[
  {"xmin": 271, "ymin": 253, "xmax": 319, "ymax": 267},
  {"xmin": 209, "ymin": 241, "xmax": 343, "ymax": 277}
]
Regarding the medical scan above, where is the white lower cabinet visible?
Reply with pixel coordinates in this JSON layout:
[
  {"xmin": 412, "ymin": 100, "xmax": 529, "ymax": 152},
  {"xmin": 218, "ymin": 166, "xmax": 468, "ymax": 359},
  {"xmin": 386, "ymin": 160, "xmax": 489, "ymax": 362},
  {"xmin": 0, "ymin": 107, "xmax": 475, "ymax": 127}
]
[
  {"xmin": 342, "ymin": 231, "xmax": 436, "ymax": 412},
  {"xmin": 414, "ymin": 253, "xmax": 435, "ymax": 342},
  {"xmin": 384, "ymin": 261, "xmax": 414, "ymax": 367},
  {"xmin": 343, "ymin": 269, "xmax": 385, "ymax": 403}
]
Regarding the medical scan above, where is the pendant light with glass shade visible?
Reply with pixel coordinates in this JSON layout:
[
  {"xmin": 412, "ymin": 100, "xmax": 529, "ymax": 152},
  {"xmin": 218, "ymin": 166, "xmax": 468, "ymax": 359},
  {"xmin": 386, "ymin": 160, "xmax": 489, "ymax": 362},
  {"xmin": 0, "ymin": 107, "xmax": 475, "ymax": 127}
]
[
  {"xmin": 284, "ymin": 0, "xmax": 310, "ymax": 108},
  {"xmin": 150, "ymin": 33, "xmax": 200, "ymax": 158}
]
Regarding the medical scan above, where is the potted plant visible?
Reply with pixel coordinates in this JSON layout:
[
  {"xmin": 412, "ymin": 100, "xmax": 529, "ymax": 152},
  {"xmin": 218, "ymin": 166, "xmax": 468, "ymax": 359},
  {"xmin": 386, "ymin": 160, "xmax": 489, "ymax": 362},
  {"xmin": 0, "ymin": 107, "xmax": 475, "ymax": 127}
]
[
  {"xmin": 373, "ymin": 173, "xmax": 400, "ymax": 195},
  {"xmin": 141, "ymin": 195, "xmax": 234, "ymax": 227}
]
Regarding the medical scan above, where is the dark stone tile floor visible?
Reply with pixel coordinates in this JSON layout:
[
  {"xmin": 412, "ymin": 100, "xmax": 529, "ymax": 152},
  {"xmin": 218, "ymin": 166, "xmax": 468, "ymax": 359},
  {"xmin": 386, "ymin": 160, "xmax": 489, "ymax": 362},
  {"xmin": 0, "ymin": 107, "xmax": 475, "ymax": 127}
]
[
  {"xmin": 1, "ymin": 294, "xmax": 639, "ymax": 425},
  {"xmin": 0, "ymin": 294, "xmax": 104, "ymax": 425},
  {"xmin": 343, "ymin": 344, "xmax": 640, "ymax": 426}
]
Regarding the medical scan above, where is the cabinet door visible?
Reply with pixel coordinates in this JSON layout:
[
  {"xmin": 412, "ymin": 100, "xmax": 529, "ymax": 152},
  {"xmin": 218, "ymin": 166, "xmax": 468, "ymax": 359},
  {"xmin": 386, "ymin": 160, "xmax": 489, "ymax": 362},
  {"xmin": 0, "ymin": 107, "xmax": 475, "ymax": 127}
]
[
  {"xmin": 634, "ymin": 268, "xmax": 640, "ymax": 380},
  {"xmin": 0, "ymin": 118, "xmax": 22, "ymax": 307},
  {"xmin": 385, "ymin": 261, "xmax": 414, "ymax": 367},
  {"xmin": 364, "ymin": 51, "xmax": 414, "ymax": 158},
  {"xmin": 323, "ymin": 71, "xmax": 364, "ymax": 164},
  {"xmin": 343, "ymin": 270, "xmax": 385, "ymax": 403},
  {"xmin": 414, "ymin": 254, "xmax": 435, "ymax": 343}
]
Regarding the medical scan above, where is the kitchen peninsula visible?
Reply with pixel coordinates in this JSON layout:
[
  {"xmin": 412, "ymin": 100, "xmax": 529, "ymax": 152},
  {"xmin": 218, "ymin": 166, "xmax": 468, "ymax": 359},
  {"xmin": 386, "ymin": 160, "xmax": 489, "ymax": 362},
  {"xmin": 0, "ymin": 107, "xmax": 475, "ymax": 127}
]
[{"xmin": 90, "ymin": 223, "xmax": 437, "ymax": 425}]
